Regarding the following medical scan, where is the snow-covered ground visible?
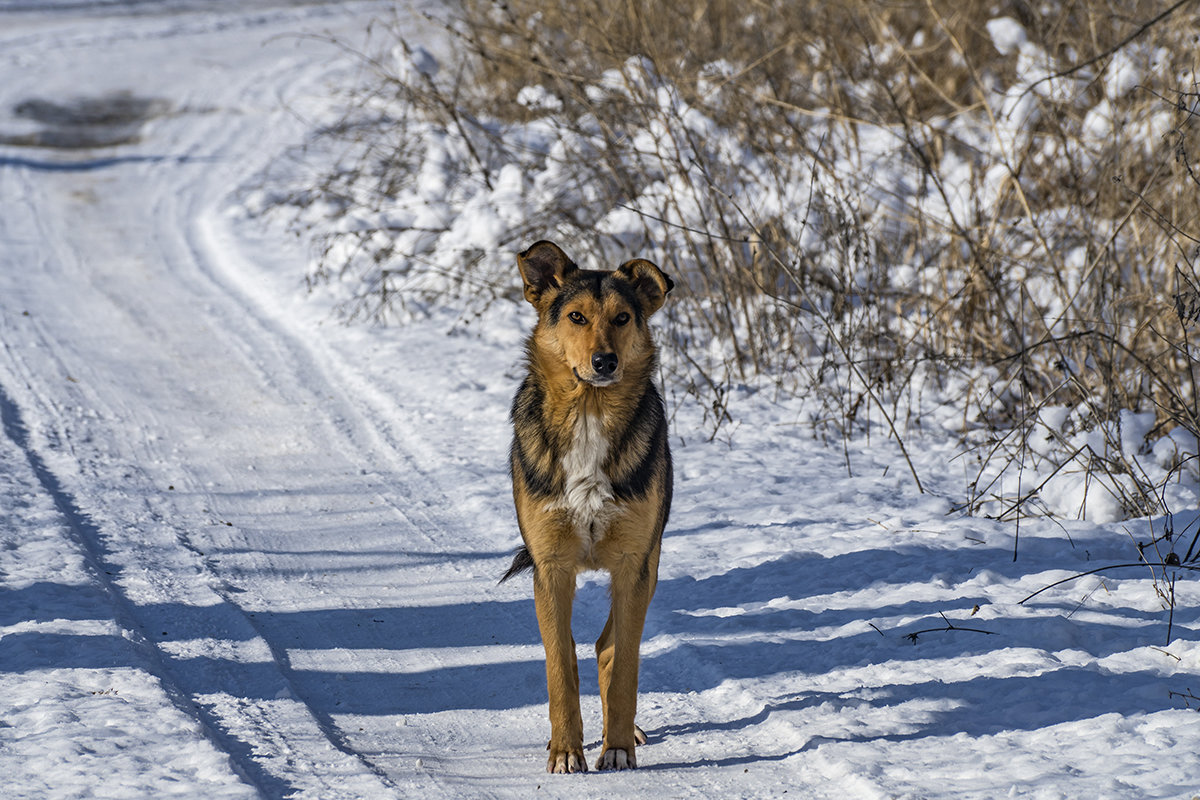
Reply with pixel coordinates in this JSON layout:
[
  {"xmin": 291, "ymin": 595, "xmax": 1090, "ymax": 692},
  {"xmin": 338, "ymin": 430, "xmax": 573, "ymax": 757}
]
[{"xmin": 1, "ymin": 2, "xmax": 1199, "ymax": 798}]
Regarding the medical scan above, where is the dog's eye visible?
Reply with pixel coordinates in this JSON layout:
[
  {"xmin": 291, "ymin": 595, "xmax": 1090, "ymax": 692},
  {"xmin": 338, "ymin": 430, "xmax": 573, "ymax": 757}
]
[
  {"xmin": 568, "ymin": 311, "xmax": 587, "ymax": 325},
  {"xmin": 613, "ymin": 312, "xmax": 631, "ymax": 326}
]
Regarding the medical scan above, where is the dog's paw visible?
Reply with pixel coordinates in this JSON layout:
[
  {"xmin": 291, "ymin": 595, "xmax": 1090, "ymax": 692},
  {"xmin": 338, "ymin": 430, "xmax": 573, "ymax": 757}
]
[
  {"xmin": 595, "ymin": 747, "xmax": 636, "ymax": 771},
  {"xmin": 546, "ymin": 747, "xmax": 588, "ymax": 774},
  {"xmin": 634, "ymin": 724, "xmax": 647, "ymax": 746}
]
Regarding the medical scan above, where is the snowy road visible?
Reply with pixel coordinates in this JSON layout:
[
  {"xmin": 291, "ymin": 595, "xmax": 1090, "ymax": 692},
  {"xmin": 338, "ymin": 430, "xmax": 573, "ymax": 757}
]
[
  {"xmin": 2, "ymin": 3, "xmax": 1200, "ymax": 799},
  {"xmin": 0, "ymin": 4, "xmax": 472, "ymax": 796}
]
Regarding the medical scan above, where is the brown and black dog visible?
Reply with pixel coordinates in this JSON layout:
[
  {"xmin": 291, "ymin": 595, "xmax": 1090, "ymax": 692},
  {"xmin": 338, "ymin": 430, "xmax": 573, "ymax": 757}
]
[{"xmin": 501, "ymin": 240, "xmax": 674, "ymax": 773}]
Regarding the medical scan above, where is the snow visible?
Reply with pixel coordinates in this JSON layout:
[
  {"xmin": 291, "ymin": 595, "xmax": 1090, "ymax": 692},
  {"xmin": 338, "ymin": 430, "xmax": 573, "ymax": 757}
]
[
  {"xmin": 1, "ymin": 2, "xmax": 1199, "ymax": 799},
  {"xmin": 986, "ymin": 17, "xmax": 1027, "ymax": 56}
]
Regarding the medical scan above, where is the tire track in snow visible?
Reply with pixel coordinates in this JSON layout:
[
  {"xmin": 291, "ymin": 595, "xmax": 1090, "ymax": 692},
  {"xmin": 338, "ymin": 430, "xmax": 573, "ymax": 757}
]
[
  {"xmin": 0, "ymin": 162, "xmax": 403, "ymax": 800},
  {"xmin": 0, "ymin": 354, "xmax": 293, "ymax": 799},
  {"xmin": 0, "ymin": 5, "xmax": 453, "ymax": 797}
]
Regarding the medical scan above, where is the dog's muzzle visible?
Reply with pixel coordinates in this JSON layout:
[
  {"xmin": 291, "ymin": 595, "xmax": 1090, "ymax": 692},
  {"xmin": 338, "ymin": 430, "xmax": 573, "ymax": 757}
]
[
  {"xmin": 591, "ymin": 352, "xmax": 618, "ymax": 377},
  {"xmin": 574, "ymin": 354, "xmax": 619, "ymax": 386}
]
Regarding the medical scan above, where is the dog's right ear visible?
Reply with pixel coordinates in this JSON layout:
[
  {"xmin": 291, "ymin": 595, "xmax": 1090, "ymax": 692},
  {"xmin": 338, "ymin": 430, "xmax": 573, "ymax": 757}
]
[{"xmin": 517, "ymin": 240, "xmax": 575, "ymax": 306}]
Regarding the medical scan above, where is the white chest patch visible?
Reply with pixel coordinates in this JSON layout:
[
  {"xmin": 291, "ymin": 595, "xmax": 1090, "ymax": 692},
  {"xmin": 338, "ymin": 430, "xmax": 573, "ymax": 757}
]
[{"xmin": 553, "ymin": 411, "xmax": 615, "ymax": 540}]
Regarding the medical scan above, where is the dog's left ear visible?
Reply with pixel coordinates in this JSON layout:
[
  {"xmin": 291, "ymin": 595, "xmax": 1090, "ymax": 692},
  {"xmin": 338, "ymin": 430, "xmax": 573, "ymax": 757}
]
[
  {"xmin": 518, "ymin": 240, "xmax": 576, "ymax": 306},
  {"xmin": 617, "ymin": 258, "xmax": 674, "ymax": 316}
]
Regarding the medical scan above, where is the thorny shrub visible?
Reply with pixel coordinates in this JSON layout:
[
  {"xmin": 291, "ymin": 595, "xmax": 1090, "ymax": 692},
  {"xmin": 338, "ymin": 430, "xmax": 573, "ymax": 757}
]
[{"xmin": 268, "ymin": 0, "xmax": 1199, "ymax": 534}]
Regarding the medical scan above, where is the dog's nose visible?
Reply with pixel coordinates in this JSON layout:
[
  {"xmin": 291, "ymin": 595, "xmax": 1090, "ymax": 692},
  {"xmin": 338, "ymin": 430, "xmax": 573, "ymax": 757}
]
[{"xmin": 592, "ymin": 352, "xmax": 618, "ymax": 376}]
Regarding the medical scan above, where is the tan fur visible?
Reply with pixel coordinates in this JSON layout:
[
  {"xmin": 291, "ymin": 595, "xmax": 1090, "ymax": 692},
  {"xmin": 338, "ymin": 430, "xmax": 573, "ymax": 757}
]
[{"xmin": 504, "ymin": 240, "xmax": 673, "ymax": 773}]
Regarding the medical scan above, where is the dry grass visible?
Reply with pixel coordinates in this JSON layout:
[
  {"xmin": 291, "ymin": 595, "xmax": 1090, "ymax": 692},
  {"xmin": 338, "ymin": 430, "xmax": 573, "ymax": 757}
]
[{"xmin": 281, "ymin": 0, "xmax": 1200, "ymax": 521}]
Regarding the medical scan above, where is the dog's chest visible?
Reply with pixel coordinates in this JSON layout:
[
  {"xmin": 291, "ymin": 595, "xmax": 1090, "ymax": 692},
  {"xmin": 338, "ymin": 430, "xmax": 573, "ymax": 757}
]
[{"xmin": 553, "ymin": 411, "xmax": 616, "ymax": 538}]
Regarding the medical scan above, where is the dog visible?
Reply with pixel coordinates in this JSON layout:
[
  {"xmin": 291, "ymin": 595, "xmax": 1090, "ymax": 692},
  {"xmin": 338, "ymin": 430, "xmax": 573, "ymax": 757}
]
[{"xmin": 500, "ymin": 240, "xmax": 674, "ymax": 773}]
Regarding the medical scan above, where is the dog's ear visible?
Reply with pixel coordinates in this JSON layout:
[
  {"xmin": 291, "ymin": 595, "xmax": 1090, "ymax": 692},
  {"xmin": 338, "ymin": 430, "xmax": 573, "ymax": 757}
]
[
  {"xmin": 517, "ymin": 241, "xmax": 576, "ymax": 305},
  {"xmin": 617, "ymin": 258, "xmax": 674, "ymax": 316}
]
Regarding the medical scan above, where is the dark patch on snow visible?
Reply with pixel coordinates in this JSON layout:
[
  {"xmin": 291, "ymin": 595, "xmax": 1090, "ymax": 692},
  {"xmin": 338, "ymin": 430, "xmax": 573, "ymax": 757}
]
[{"xmin": 2, "ymin": 91, "xmax": 171, "ymax": 148}]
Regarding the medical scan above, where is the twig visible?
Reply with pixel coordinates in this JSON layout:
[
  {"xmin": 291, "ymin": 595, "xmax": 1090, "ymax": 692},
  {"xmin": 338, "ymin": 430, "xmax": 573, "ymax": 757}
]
[
  {"xmin": 614, "ymin": 203, "xmax": 755, "ymax": 243},
  {"xmin": 1019, "ymin": 562, "xmax": 1200, "ymax": 604},
  {"xmin": 1169, "ymin": 688, "xmax": 1200, "ymax": 709},
  {"xmin": 1022, "ymin": 0, "xmax": 1197, "ymax": 97},
  {"xmin": 904, "ymin": 613, "xmax": 997, "ymax": 643}
]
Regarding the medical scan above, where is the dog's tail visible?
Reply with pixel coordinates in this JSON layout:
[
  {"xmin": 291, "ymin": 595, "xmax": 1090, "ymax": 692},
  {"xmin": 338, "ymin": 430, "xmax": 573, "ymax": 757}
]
[{"xmin": 498, "ymin": 545, "xmax": 534, "ymax": 583}]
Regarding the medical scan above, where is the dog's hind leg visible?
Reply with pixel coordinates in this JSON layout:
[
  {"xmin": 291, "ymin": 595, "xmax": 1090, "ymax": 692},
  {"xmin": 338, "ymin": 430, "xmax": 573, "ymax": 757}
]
[
  {"xmin": 595, "ymin": 614, "xmax": 648, "ymax": 749},
  {"xmin": 594, "ymin": 547, "xmax": 657, "ymax": 770},
  {"xmin": 533, "ymin": 561, "xmax": 586, "ymax": 773}
]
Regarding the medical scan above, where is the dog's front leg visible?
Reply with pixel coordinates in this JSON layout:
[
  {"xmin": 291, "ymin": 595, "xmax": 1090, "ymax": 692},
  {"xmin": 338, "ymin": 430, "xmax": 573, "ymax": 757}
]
[{"xmin": 533, "ymin": 562, "xmax": 585, "ymax": 773}]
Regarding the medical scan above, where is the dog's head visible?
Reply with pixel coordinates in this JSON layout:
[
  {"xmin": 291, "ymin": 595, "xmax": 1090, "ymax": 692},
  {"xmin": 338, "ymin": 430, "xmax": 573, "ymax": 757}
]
[{"xmin": 518, "ymin": 240, "xmax": 673, "ymax": 387}]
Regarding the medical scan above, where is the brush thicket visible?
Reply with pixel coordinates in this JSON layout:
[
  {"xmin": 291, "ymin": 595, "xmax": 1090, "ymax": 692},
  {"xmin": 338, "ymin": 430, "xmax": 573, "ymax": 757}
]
[{"xmin": 281, "ymin": 0, "xmax": 1200, "ymax": 519}]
